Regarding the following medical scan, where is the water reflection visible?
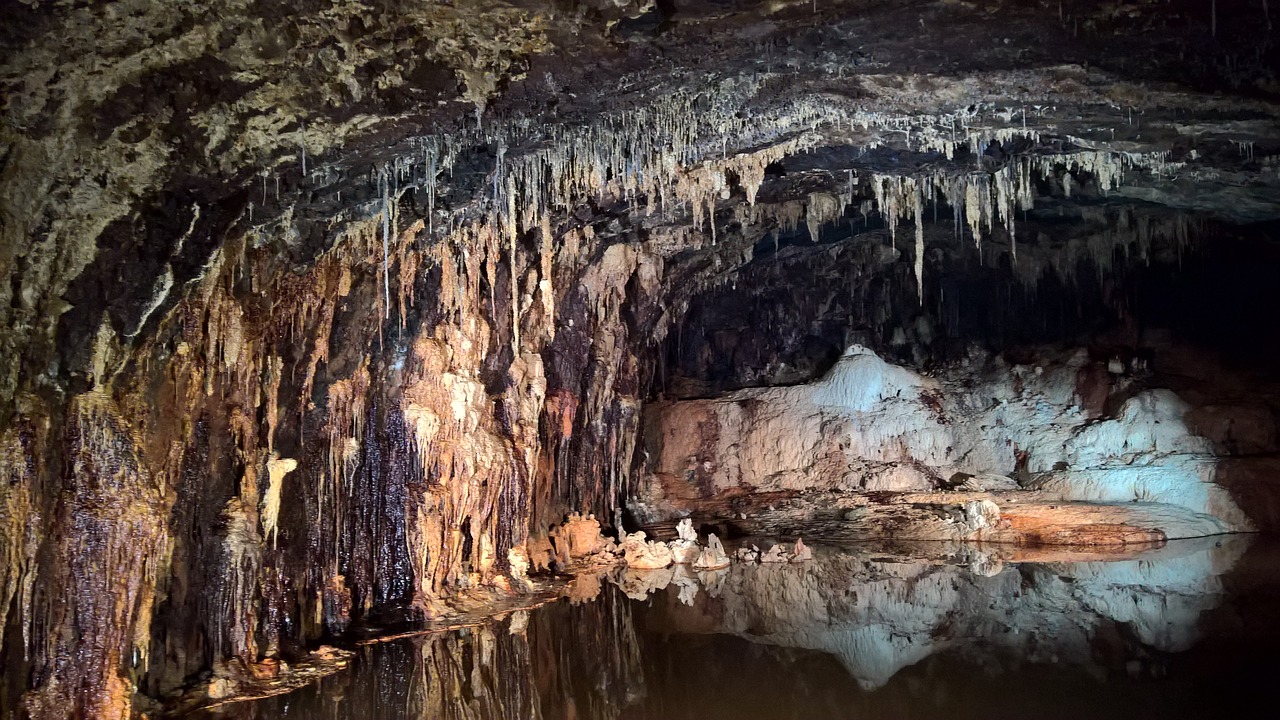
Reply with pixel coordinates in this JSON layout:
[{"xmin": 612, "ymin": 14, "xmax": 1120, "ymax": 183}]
[
  {"xmin": 639, "ymin": 537, "xmax": 1250, "ymax": 690},
  {"xmin": 210, "ymin": 535, "xmax": 1280, "ymax": 720}
]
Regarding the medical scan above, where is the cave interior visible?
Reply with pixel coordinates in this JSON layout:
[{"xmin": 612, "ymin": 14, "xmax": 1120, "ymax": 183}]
[{"xmin": 2, "ymin": 0, "xmax": 1280, "ymax": 717}]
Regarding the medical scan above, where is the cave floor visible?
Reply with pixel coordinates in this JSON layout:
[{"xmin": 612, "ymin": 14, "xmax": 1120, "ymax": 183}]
[{"xmin": 196, "ymin": 535, "xmax": 1280, "ymax": 720}]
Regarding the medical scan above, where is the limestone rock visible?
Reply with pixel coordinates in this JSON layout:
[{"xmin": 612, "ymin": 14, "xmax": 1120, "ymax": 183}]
[
  {"xmin": 790, "ymin": 538, "xmax": 812, "ymax": 563},
  {"xmin": 675, "ymin": 518, "xmax": 697, "ymax": 542},
  {"xmin": 526, "ymin": 536, "xmax": 556, "ymax": 573},
  {"xmin": 559, "ymin": 512, "xmax": 611, "ymax": 560},
  {"xmin": 622, "ymin": 531, "xmax": 674, "ymax": 569},
  {"xmin": 964, "ymin": 500, "xmax": 1002, "ymax": 529},
  {"xmin": 693, "ymin": 533, "xmax": 731, "ymax": 570},
  {"xmin": 761, "ymin": 544, "xmax": 791, "ymax": 563},
  {"xmin": 961, "ymin": 473, "xmax": 1021, "ymax": 492},
  {"xmin": 669, "ymin": 540, "xmax": 701, "ymax": 565},
  {"xmin": 507, "ymin": 546, "xmax": 531, "ymax": 586},
  {"xmin": 642, "ymin": 345, "xmax": 1256, "ymax": 533}
]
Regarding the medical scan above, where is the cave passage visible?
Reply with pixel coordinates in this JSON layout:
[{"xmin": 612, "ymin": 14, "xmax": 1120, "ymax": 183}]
[{"xmin": 3, "ymin": 1, "xmax": 1280, "ymax": 719}]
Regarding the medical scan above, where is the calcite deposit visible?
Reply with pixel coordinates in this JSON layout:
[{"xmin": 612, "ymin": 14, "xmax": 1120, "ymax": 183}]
[
  {"xmin": 668, "ymin": 518, "xmax": 702, "ymax": 564},
  {"xmin": 692, "ymin": 534, "xmax": 732, "ymax": 571},
  {"xmin": 640, "ymin": 344, "xmax": 1259, "ymax": 541}
]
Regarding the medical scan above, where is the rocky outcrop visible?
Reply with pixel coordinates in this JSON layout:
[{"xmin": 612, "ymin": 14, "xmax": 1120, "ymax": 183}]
[
  {"xmin": 621, "ymin": 531, "xmax": 675, "ymax": 570},
  {"xmin": 668, "ymin": 518, "xmax": 701, "ymax": 565},
  {"xmin": 641, "ymin": 344, "xmax": 1258, "ymax": 535}
]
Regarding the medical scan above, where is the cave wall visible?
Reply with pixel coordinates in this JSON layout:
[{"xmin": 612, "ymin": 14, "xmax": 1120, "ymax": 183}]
[{"xmin": 0, "ymin": 207, "xmax": 673, "ymax": 716}]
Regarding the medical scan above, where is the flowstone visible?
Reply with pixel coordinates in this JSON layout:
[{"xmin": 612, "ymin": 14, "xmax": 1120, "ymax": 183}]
[{"xmin": 642, "ymin": 344, "xmax": 1254, "ymax": 538}]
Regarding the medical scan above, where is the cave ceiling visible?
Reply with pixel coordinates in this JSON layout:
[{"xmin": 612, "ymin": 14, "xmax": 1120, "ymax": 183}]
[{"xmin": 2, "ymin": 0, "xmax": 1279, "ymax": 414}]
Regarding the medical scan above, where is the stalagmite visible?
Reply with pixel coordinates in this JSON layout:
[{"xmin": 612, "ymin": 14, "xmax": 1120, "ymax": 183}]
[
  {"xmin": 761, "ymin": 544, "xmax": 791, "ymax": 563},
  {"xmin": 791, "ymin": 538, "xmax": 813, "ymax": 563},
  {"xmin": 668, "ymin": 518, "xmax": 701, "ymax": 564},
  {"xmin": 693, "ymin": 534, "xmax": 732, "ymax": 570},
  {"xmin": 622, "ymin": 531, "xmax": 674, "ymax": 569}
]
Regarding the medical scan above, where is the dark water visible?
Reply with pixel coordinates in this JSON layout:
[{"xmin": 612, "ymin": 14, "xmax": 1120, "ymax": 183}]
[{"xmin": 208, "ymin": 536, "xmax": 1280, "ymax": 719}]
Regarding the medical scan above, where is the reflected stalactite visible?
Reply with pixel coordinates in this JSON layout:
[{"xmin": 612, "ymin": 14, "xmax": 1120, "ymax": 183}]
[{"xmin": 214, "ymin": 580, "xmax": 645, "ymax": 720}]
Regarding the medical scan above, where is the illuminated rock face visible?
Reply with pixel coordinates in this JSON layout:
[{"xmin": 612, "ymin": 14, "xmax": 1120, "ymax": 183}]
[
  {"xmin": 642, "ymin": 344, "xmax": 1254, "ymax": 535},
  {"xmin": 2, "ymin": 1, "xmax": 1280, "ymax": 717}
]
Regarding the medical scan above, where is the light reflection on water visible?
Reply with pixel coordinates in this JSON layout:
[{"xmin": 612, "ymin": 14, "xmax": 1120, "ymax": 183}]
[{"xmin": 209, "ymin": 535, "xmax": 1280, "ymax": 720}]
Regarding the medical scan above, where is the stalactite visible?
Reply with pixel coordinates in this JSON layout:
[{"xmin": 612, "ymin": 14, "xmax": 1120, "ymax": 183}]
[
  {"xmin": 806, "ymin": 192, "xmax": 844, "ymax": 243},
  {"xmin": 326, "ymin": 361, "xmax": 371, "ymax": 553},
  {"xmin": 859, "ymin": 149, "xmax": 1174, "ymax": 299},
  {"xmin": 261, "ymin": 456, "xmax": 298, "ymax": 549},
  {"xmin": 382, "ymin": 169, "xmax": 392, "ymax": 320},
  {"xmin": 0, "ymin": 425, "xmax": 39, "ymax": 662},
  {"xmin": 913, "ymin": 189, "xmax": 925, "ymax": 304},
  {"xmin": 1011, "ymin": 207, "xmax": 1199, "ymax": 289}
]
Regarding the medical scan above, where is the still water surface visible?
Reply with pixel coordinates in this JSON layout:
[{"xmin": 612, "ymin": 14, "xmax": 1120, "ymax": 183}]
[{"xmin": 210, "ymin": 536, "xmax": 1280, "ymax": 719}]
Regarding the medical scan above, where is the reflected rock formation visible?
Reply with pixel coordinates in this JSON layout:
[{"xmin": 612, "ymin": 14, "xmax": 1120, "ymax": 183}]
[
  {"xmin": 211, "ymin": 536, "xmax": 1264, "ymax": 719},
  {"xmin": 639, "ymin": 537, "xmax": 1250, "ymax": 691},
  {"xmin": 211, "ymin": 587, "xmax": 645, "ymax": 720}
]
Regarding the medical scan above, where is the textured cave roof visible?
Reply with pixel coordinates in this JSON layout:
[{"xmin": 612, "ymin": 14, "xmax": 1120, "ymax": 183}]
[{"xmin": 1, "ymin": 0, "xmax": 1279, "ymax": 413}]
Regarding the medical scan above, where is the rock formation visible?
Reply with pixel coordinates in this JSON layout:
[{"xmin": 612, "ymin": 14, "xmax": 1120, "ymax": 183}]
[
  {"xmin": 641, "ymin": 344, "xmax": 1259, "ymax": 541},
  {"xmin": 621, "ymin": 531, "xmax": 675, "ymax": 570},
  {"xmin": 692, "ymin": 533, "xmax": 732, "ymax": 571},
  {"xmin": 790, "ymin": 538, "xmax": 813, "ymax": 563},
  {"xmin": 668, "ymin": 518, "xmax": 701, "ymax": 564}
]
